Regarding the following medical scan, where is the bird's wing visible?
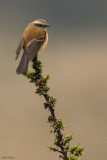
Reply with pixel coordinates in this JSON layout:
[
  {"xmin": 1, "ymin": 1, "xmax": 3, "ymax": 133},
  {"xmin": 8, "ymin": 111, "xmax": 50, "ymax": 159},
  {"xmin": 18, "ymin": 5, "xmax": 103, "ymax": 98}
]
[
  {"xmin": 15, "ymin": 37, "xmax": 24, "ymax": 60},
  {"xmin": 26, "ymin": 37, "xmax": 45, "ymax": 61}
]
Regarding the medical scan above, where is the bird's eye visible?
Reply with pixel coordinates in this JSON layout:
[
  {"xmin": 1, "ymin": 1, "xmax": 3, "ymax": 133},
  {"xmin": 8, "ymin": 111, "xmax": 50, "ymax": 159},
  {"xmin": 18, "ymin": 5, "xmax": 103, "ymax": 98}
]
[{"xmin": 36, "ymin": 24, "xmax": 43, "ymax": 27}]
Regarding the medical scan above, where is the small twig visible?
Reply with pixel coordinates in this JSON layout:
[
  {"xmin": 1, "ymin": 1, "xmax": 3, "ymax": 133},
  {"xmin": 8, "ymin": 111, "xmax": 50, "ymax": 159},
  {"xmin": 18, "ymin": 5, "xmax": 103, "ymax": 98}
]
[{"xmin": 26, "ymin": 54, "xmax": 84, "ymax": 160}]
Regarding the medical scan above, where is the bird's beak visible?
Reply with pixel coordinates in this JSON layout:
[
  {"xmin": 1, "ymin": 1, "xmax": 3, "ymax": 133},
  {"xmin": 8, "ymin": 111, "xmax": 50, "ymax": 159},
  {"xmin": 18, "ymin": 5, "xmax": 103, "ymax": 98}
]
[{"xmin": 46, "ymin": 25, "xmax": 51, "ymax": 27}]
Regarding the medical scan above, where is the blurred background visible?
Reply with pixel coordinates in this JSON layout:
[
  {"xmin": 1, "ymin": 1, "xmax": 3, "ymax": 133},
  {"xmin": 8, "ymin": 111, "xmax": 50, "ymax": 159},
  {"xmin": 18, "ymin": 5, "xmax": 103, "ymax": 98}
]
[{"xmin": 0, "ymin": 0, "xmax": 107, "ymax": 160}]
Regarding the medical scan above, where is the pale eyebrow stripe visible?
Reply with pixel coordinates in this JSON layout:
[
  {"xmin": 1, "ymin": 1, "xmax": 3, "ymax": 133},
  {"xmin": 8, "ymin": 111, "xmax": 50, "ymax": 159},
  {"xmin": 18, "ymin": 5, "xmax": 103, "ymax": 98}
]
[{"xmin": 32, "ymin": 20, "xmax": 46, "ymax": 25}]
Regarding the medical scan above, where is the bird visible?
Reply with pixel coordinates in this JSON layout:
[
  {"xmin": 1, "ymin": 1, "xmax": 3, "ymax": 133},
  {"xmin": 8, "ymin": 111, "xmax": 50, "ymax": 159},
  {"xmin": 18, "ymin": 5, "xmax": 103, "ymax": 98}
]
[{"xmin": 15, "ymin": 19, "xmax": 50, "ymax": 75}]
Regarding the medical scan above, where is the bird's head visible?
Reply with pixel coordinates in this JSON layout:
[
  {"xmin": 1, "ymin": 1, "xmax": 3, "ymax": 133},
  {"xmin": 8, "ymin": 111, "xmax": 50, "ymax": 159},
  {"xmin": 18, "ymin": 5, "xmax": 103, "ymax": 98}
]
[{"xmin": 32, "ymin": 19, "xmax": 50, "ymax": 29}]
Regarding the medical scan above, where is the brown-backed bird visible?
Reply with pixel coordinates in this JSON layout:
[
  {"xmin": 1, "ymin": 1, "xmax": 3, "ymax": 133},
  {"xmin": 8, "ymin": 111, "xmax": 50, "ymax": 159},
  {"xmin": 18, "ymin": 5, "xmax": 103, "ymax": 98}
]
[{"xmin": 15, "ymin": 19, "xmax": 49, "ymax": 75}]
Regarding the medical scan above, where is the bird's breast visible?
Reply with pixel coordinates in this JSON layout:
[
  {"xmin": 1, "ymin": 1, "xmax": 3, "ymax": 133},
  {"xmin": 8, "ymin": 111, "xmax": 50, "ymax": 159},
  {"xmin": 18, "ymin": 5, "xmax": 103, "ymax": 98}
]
[{"xmin": 39, "ymin": 31, "xmax": 48, "ymax": 52}]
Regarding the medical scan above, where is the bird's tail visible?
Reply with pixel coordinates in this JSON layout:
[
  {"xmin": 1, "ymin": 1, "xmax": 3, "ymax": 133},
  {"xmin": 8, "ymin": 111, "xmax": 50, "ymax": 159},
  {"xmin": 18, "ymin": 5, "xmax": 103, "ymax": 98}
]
[{"xmin": 16, "ymin": 51, "xmax": 28, "ymax": 75}]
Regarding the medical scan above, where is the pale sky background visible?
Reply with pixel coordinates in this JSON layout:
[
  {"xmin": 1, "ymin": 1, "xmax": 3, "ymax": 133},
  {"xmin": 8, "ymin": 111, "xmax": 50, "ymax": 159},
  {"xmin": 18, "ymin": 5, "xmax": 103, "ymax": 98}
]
[{"xmin": 0, "ymin": 1, "xmax": 107, "ymax": 160}]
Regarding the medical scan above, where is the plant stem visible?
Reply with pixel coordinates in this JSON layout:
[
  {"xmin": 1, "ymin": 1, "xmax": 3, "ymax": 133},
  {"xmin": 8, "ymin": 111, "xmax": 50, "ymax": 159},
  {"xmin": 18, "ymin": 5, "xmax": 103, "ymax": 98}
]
[{"xmin": 26, "ymin": 54, "xmax": 84, "ymax": 160}]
